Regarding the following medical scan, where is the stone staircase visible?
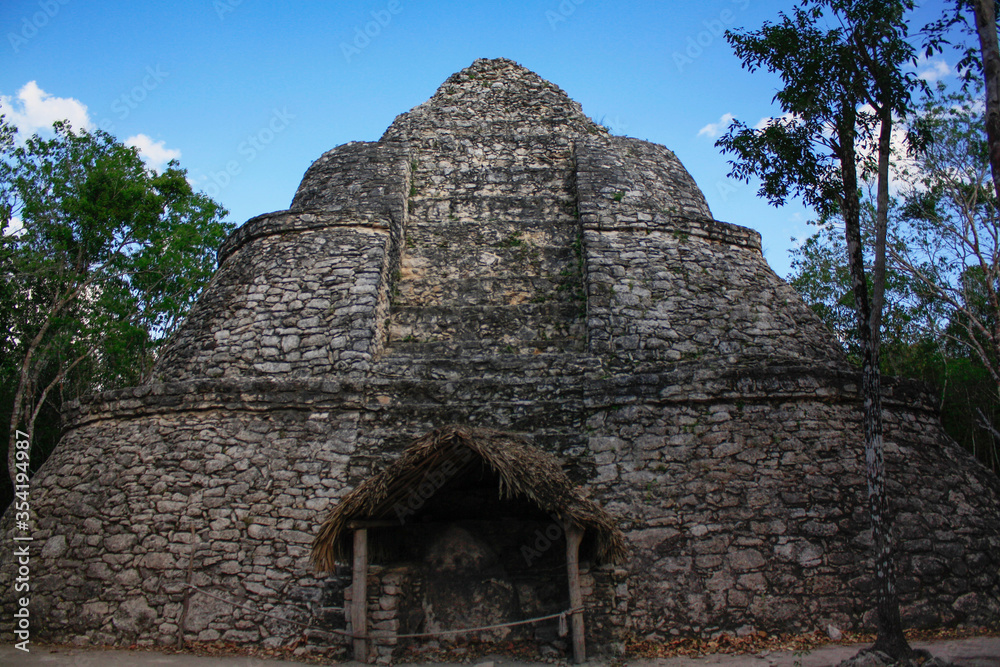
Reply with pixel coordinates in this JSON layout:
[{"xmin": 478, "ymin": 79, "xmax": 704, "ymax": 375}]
[
  {"xmin": 369, "ymin": 132, "xmax": 595, "ymax": 461},
  {"xmin": 386, "ymin": 133, "xmax": 587, "ymax": 357}
]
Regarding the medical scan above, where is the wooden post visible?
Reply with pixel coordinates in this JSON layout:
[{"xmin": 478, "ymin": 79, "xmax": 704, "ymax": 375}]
[
  {"xmin": 351, "ymin": 528, "xmax": 369, "ymax": 663},
  {"xmin": 565, "ymin": 524, "xmax": 586, "ymax": 664}
]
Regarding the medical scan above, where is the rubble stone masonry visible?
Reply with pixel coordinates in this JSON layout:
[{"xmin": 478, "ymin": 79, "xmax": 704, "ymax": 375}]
[{"xmin": 3, "ymin": 58, "xmax": 998, "ymax": 659}]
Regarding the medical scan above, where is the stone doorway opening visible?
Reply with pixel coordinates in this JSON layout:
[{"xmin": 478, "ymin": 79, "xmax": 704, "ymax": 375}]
[{"xmin": 311, "ymin": 426, "xmax": 626, "ymax": 663}]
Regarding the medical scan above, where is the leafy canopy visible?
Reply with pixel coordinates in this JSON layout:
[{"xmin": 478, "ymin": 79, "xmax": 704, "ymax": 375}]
[
  {"xmin": 718, "ymin": 0, "xmax": 920, "ymax": 216},
  {"xmin": 1, "ymin": 118, "xmax": 233, "ymax": 389},
  {"xmin": 1, "ymin": 116, "xmax": 234, "ymax": 496}
]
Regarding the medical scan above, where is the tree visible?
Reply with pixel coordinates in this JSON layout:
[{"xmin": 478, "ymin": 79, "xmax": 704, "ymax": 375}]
[
  {"xmin": 971, "ymin": 0, "xmax": 1000, "ymax": 201},
  {"xmin": 789, "ymin": 201, "xmax": 926, "ymax": 364},
  {"xmin": 790, "ymin": 223, "xmax": 1000, "ymax": 472},
  {"xmin": 717, "ymin": 0, "xmax": 922, "ymax": 659},
  {"xmin": 892, "ymin": 89, "xmax": 1000, "ymax": 392},
  {"xmin": 0, "ymin": 117, "xmax": 234, "ymax": 492},
  {"xmin": 889, "ymin": 87, "xmax": 1000, "ymax": 472},
  {"xmin": 790, "ymin": 222, "xmax": 863, "ymax": 349},
  {"xmin": 923, "ymin": 1, "xmax": 1000, "ymax": 201}
]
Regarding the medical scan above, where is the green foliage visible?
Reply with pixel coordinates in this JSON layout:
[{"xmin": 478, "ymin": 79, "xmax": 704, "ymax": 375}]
[
  {"xmin": 790, "ymin": 217, "xmax": 1000, "ymax": 475},
  {"xmin": 789, "ymin": 205, "xmax": 924, "ymax": 360},
  {"xmin": 892, "ymin": 88, "xmax": 1000, "ymax": 368},
  {"xmin": 499, "ymin": 231, "xmax": 525, "ymax": 248},
  {"xmin": 720, "ymin": 3, "xmax": 855, "ymax": 214},
  {"xmin": 887, "ymin": 340, "xmax": 999, "ymax": 476},
  {"xmin": 0, "ymin": 116, "xmax": 234, "ymax": 501},
  {"xmin": 922, "ymin": 0, "xmax": 995, "ymax": 90},
  {"xmin": 787, "ymin": 89, "xmax": 1000, "ymax": 476},
  {"xmin": 789, "ymin": 223, "xmax": 858, "ymax": 347},
  {"xmin": 719, "ymin": 0, "xmax": 920, "ymax": 211}
]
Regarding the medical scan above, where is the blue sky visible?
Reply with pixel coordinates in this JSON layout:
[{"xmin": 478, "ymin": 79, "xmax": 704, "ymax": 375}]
[{"xmin": 1, "ymin": 0, "xmax": 960, "ymax": 278}]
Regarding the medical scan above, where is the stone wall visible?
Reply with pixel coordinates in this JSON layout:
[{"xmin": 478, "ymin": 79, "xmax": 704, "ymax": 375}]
[
  {"xmin": 576, "ymin": 135, "xmax": 713, "ymax": 223},
  {"xmin": 581, "ymin": 228, "xmax": 846, "ymax": 367},
  {"xmin": 154, "ymin": 213, "xmax": 397, "ymax": 381},
  {"xmin": 587, "ymin": 366, "xmax": 1000, "ymax": 636},
  {"xmin": 5, "ymin": 363, "xmax": 996, "ymax": 651},
  {"xmin": 3, "ymin": 57, "xmax": 999, "ymax": 660},
  {"xmin": 2, "ymin": 379, "xmax": 360, "ymax": 647},
  {"xmin": 288, "ymin": 141, "xmax": 408, "ymax": 223}
]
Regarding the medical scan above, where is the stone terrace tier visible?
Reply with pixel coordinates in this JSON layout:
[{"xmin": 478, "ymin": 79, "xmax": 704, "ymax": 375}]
[{"xmin": 152, "ymin": 58, "xmax": 843, "ymax": 381}]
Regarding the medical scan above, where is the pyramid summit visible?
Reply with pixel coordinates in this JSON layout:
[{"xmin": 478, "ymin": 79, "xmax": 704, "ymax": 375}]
[
  {"xmin": 3, "ymin": 58, "xmax": 999, "ymax": 662},
  {"xmin": 387, "ymin": 57, "xmax": 600, "ymax": 131}
]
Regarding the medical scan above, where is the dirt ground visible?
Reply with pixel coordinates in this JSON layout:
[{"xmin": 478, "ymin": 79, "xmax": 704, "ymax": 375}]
[{"xmin": 2, "ymin": 637, "xmax": 999, "ymax": 667}]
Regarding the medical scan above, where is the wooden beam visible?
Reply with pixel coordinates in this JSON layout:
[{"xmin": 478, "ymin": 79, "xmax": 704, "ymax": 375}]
[
  {"xmin": 346, "ymin": 520, "xmax": 399, "ymax": 529},
  {"xmin": 351, "ymin": 528, "xmax": 369, "ymax": 663},
  {"xmin": 565, "ymin": 524, "xmax": 586, "ymax": 664}
]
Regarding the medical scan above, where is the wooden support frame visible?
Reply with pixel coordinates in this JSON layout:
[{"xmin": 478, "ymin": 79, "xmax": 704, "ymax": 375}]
[
  {"xmin": 347, "ymin": 520, "xmax": 399, "ymax": 529},
  {"xmin": 351, "ymin": 528, "xmax": 369, "ymax": 663},
  {"xmin": 565, "ymin": 523, "xmax": 586, "ymax": 664}
]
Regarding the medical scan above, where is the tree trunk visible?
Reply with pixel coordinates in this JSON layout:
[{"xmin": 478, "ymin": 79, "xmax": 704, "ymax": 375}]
[
  {"xmin": 870, "ymin": 102, "xmax": 892, "ymax": 351},
  {"xmin": 6, "ymin": 313, "xmax": 53, "ymax": 484},
  {"xmin": 837, "ymin": 107, "xmax": 912, "ymax": 659},
  {"xmin": 972, "ymin": 0, "xmax": 1000, "ymax": 202},
  {"xmin": 970, "ymin": 0, "xmax": 1000, "ymax": 407}
]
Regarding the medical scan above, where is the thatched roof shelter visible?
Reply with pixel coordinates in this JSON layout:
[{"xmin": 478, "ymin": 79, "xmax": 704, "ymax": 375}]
[{"xmin": 312, "ymin": 425, "xmax": 627, "ymax": 571}]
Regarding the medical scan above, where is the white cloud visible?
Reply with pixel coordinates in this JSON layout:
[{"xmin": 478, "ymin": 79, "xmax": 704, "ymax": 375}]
[
  {"xmin": 125, "ymin": 133, "xmax": 181, "ymax": 172},
  {"xmin": 851, "ymin": 104, "xmax": 919, "ymax": 194},
  {"xmin": 754, "ymin": 112, "xmax": 802, "ymax": 131},
  {"xmin": 0, "ymin": 81, "xmax": 93, "ymax": 136},
  {"xmin": 3, "ymin": 216, "xmax": 24, "ymax": 237},
  {"xmin": 917, "ymin": 58, "xmax": 951, "ymax": 83},
  {"xmin": 697, "ymin": 112, "xmax": 735, "ymax": 138}
]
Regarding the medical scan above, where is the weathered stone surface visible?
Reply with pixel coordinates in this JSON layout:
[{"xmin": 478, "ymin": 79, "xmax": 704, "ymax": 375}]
[
  {"xmin": 41, "ymin": 534, "xmax": 67, "ymax": 559},
  {"xmin": 182, "ymin": 592, "xmax": 230, "ymax": 633},
  {"xmin": 1, "ymin": 57, "xmax": 999, "ymax": 660},
  {"xmin": 112, "ymin": 597, "xmax": 157, "ymax": 636}
]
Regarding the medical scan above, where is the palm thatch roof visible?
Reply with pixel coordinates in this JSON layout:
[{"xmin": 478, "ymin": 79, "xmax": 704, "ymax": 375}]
[{"xmin": 312, "ymin": 425, "xmax": 627, "ymax": 571}]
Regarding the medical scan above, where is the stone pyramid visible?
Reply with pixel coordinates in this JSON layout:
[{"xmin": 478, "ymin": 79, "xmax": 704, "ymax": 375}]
[{"xmin": 2, "ymin": 58, "xmax": 998, "ymax": 659}]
